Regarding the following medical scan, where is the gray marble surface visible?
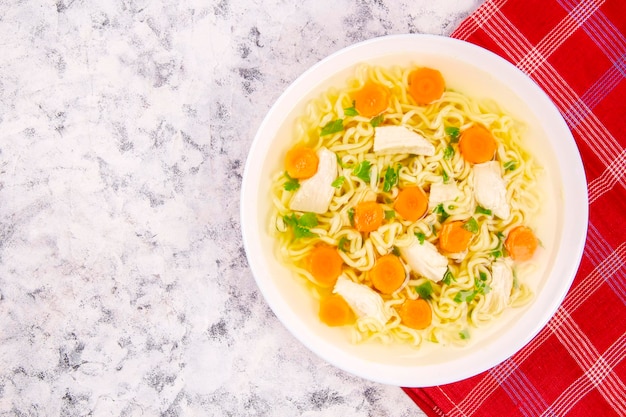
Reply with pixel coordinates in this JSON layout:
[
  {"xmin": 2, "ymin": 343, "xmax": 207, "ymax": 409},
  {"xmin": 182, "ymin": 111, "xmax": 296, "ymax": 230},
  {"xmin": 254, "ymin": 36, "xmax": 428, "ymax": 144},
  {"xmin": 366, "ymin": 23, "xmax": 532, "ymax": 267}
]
[{"xmin": 0, "ymin": 1, "xmax": 482, "ymax": 415}]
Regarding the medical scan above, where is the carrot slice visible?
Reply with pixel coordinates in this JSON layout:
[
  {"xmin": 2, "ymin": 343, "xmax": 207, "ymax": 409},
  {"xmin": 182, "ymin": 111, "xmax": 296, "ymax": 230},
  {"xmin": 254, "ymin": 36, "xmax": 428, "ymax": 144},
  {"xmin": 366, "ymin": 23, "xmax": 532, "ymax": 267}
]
[
  {"xmin": 408, "ymin": 67, "xmax": 445, "ymax": 105},
  {"xmin": 370, "ymin": 254, "xmax": 406, "ymax": 294},
  {"xmin": 319, "ymin": 294, "xmax": 354, "ymax": 327},
  {"xmin": 308, "ymin": 245, "xmax": 343, "ymax": 287},
  {"xmin": 394, "ymin": 186, "xmax": 428, "ymax": 222},
  {"xmin": 352, "ymin": 81, "xmax": 390, "ymax": 118},
  {"xmin": 459, "ymin": 125, "xmax": 497, "ymax": 164},
  {"xmin": 439, "ymin": 220, "xmax": 473, "ymax": 253},
  {"xmin": 285, "ymin": 146, "xmax": 319, "ymax": 179},
  {"xmin": 398, "ymin": 298, "xmax": 432, "ymax": 330},
  {"xmin": 505, "ymin": 226, "xmax": 538, "ymax": 261},
  {"xmin": 353, "ymin": 200, "xmax": 384, "ymax": 232}
]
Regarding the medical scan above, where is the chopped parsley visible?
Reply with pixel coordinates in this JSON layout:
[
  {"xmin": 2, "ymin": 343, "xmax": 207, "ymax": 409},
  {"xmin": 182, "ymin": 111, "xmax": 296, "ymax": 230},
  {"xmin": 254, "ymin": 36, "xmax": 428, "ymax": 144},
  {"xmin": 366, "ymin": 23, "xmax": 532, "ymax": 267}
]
[
  {"xmin": 459, "ymin": 329, "xmax": 470, "ymax": 340},
  {"xmin": 382, "ymin": 163, "xmax": 400, "ymax": 192},
  {"xmin": 320, "ymin": 119, "xmax": 344, "ymax": 136},
  {"xmin": 391, "ymin": 246, "xmax": 401, "ymax": 256},
  {"xmin": 454, "ymin": 289, "xmax": 477, "ymax": 303},
  {"xmin": 491, "ymin": 231, "xmax": 506, "ymax": 259},
  {"xmin": 414, "ymin": 281, "xmax": 434, "ymax": 300},
  {"xmin": 445, "ymin": 126, "xmax": 461, "ymax": 143},
  {"xmin": 344, "ymin": 101, "xmax": 359, "ymax": 116},
  {"xmin": 462, "ymin": 217, "xmax": 479, "ymax": 234},
  {"xmin": 454, "ymin": 274, "xmax": 491, "ymax": 303},
  {"xmin": 370, "ymin": 114, "xmax": 385, "ymax": 127},
  {"xmin": 434, "ymin": 203, "xmax": 450, "ymax": 223},
  {"xmin": 414, "ymin": 231, "xmax": 426, "ymax": 245},
  {"xmin": 283, "ymin": 172, "xmax": 300, "ymax": 191},
  {"xmin": 442, "ymin": 169, "xmax": 450, "ymax": 183},
  {"xmin": 443, "ymin": 144, "xmax": 455, "ymax": 160},
  {"xmin": 331, "ymin": 176, "xmax": 345, "ymax": 188},
  {"xmin": 347, "ymin": 207, "xmax": 355, "ymax": 226},
  {"xmin": 282, "ymin": 212, "xmax": 318, "ymax": 239},
  {"xmin": 475, "ymin": 205, "xmax": 492, "ymax": 216},
  {"xmin": 384, "ymin": 210, "xmax": 396, "ymax": 220},
  {"xmin": 338, "ymin": 236, "xmax": 350, "ymax": 252},
  {"xmin": 503, "ymin": 160, "xmax": 517, "ymax": 171},
  {"xmin": 352, "ymin": 160, "xmax": 372, "ymax": 183},
  {"xmin": 442, "ymin": 268, "xmax": 455, "ymax": 285}
]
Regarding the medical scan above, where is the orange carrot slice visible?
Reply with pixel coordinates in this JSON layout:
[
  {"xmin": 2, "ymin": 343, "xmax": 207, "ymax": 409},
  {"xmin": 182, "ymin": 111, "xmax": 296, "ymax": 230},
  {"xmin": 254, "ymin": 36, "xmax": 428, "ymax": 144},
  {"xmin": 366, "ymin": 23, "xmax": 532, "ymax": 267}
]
[
  {"xmin": 308, "ymin": 245, "xmax": 343, "ymax": 287},
  {"xmin": 353, "ymin": 200, "xmax": 384, "ymax": 232},
  {"xmin": 459, "ymin": 125, "xmax": 497, "ymax": 164},
  {"xmin": 370, "ymin": 254, "xmax": 406, "ymax": 294},
  {"xmin": 408, "ymin": 67, "xmax": 445, "ymax": 105},
  {"xmin": 352, "ymin": 81, "xmax": 390, "ymax": 118},
  {"xmin": 319, "ymin": 294, "xmax": 354, "ymax": 327},
  {"xmin": 398, "ymin": 298, "xmax": 432, "ymax": 330},
  {"xmin": 505, "ymin": 226, "xmax": 538, "ymax": 261},
  {"xmin": 394, "ymin": 186, "xmax": 428, "ymax": 222},
  {"xmin": 285, "ymin": 146, "xmax": 319, "ymax": 179},
  {"xmin": 439, "ymin": 220, "xmax": 473, "ymax": 253}
]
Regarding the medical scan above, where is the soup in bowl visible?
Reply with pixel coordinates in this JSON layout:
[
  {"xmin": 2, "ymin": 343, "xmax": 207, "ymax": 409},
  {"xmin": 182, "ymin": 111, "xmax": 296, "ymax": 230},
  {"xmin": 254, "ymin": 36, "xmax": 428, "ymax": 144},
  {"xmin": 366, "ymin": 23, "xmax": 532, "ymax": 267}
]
[{"xmin": 240, "ymin": 34, "xmax": 587, "ymax": 387}]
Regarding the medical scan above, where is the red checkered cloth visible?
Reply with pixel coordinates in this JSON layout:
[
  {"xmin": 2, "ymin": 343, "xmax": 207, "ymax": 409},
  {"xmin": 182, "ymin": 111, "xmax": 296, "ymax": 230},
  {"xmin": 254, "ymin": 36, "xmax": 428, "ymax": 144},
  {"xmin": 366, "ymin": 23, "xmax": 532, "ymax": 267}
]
[{"xmin": 403, "ymin": 1, "xmax": 626, "ymax": 416}]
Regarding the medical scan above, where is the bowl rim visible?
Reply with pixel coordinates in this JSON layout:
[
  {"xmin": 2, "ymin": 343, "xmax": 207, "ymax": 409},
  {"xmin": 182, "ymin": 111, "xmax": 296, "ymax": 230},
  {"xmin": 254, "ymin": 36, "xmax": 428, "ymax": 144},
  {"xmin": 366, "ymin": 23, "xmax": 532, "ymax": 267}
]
[{"xmin": 240, "ymin": 33, "xmax": 588, "ymax": 387}]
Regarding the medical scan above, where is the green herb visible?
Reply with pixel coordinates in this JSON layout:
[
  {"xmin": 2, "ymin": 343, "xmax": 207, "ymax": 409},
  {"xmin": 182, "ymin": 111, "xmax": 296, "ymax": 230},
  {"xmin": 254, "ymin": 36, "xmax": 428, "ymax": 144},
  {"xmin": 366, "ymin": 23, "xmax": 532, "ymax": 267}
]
[
  {"xmin": 352, "ymin": 160, "xmax": 372, "ymax": 183},
  {"xmin": 384, "ymin": 210, "xmax": 396, "ymax": 220},
  {"xmin": 331, "ymin": 176, "xmax": 345, "ymax": 188},
  {"xmin": 491, "ymin": 231, "xmax": 506, "ymax": 259},
  {"xmin": 459, "ymin": 329, "xmax": 470, "ymax": 340},
  {"xmin": 442, "ymin": 169, "xmax": 449, "ymax": 183},
  {"xmin": 443, "ymin": 144, "xmax": 455, "ymax": 160},
  {"xmin": 391, "ymin": 246, "xmax": 401, "ymax": 256},
  {"xmin": 414, "ymin": 281, "xmax": 434, "ymax": 300},
  {"xmin": 283, "ymin": 172, "xmax": 300, "ymax": 191},
  {"xmin": 320, "ymin": 119, "xmax": 344, "ymax": 136},
  {"xmin": 475, "ymin": 206, "xmax": 492, "ymax": 216},
  {"xmin": 503, "ymin": 160, "xmax": 517, "ymax": 171},
  {"xmin": 442, "ymin": 268, "xmax": 455, "ymax": 285},
  {"xmin": 454, "ymin": 289, "xmax": 477, "ymax": 303},
  {"xmin": 434, "ymin": 203, "xmax": 450, "ymax": 223},
  {"xmin": 298, "ymin": 212, "xmax": 318, "ymax": 228},
  {"xmin": 382, "ymin": 163, "xmax": 400, "ymax": 192},
  {"xmin": 445, "ymin": 126, "xmax": 461, "ymax": 143},
  {"xmin": 414, "ymin": 232, "xmax": 426, "ymax": 245},
  {"xmin": 479, "ymin": 271, "xmax": 488, "ymax": 281},
  {"xmin": 338, "ymin": 236, "xmax": 350, "ymax": 252},
  {"xmin": 347, "ymin": 207, "xmax": 355, "ymax": 226},
  {"xmin": 282, "ymin": 213, "xmax": 318, "ymax": 240},
  {"xmin": 474, "ymin": 276, "xmax": 491, "ymax": 295},
  {"xmin": 462, "ymin": 217, "xmax": 479, "ymax": 234},
  {"xmin": 370, "ymin": 114, "xmax": 385, "ymax": 127},
  {"xmin": 344, "ymin": 101, "xmax": 359, "ymax": 116},
  {"xmin": 448, "ymin": 204, "xmax": 456, "ymax": 211}
]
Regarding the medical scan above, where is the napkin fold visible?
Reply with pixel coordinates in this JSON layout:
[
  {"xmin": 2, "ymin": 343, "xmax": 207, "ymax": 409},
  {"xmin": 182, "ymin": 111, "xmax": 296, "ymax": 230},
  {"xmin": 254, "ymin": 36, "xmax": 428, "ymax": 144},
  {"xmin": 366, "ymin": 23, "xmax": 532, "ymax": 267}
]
[{"xmin": 403, "ymin": 1, "xmax": 626, "ymax": 416}]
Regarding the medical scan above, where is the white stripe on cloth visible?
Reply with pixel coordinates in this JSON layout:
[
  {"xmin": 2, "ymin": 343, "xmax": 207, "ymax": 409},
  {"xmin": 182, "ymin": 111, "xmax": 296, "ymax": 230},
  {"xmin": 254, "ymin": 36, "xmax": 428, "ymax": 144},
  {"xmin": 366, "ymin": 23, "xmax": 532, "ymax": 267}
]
[
  {"xmin": 547, "ymin": 309, "xmax": 626, "ymax": 414},
  {"xmin": 588, "ymin": 149, "xmax": 626, "ymax": 203},
  {"xmin": 559, "ymin": 0, "xmax": 626, "ymax": 62},
  {"xmin": 544, "ymin": 332, "xmax": 626, "ymax": 416}
]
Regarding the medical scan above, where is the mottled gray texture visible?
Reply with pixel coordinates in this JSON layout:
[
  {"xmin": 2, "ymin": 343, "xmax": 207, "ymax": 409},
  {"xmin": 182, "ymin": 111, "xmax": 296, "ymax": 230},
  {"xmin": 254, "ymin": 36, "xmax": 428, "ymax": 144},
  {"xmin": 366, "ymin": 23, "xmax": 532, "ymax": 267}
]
[{"xmin": 0, "ymin": 0, "xmax": 481, "ymax": 415}]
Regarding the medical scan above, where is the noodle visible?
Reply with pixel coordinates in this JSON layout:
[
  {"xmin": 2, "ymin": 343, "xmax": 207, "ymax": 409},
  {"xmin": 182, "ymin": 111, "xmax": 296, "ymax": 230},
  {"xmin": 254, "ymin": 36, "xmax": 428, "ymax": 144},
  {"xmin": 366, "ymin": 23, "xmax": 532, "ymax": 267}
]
[{"xmin": 270, "ymin": 64, "xmax": 542, "ymax": 347}]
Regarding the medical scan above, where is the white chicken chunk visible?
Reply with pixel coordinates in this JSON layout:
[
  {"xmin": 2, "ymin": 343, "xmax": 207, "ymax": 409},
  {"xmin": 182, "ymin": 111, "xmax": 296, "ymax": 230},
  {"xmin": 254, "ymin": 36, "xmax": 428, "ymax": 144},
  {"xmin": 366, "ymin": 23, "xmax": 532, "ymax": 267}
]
[
  {"xmin": 428, "ymin": 182, "xmax": 462, "ymax": 210},
  {"xmin": 373, "ymin": 125, "xmax": 435, "ymax": 156},
  {"xmin": 399, "ymin": 240, "xmax": 448, "ymax": 282},
  {"xmin": 472, "ymin": 161, "xmax": 510, "ymax": 219},
  {"xmin": 289, "ymin": 147, "xmax": 337, "ymax": 214},
  {"xmin": 333, "ymin": 275, "xmax": 389, "ymax": 324},
  {"xmin": 483, "ymin": 259, "xmax": 514, "ymax": 315}
]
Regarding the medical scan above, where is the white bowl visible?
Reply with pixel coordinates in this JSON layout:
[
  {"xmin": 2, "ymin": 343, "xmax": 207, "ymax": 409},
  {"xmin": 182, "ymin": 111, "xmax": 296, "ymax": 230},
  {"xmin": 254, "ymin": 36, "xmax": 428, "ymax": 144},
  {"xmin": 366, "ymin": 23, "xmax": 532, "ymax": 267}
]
[{"xmin": 240, "ymin": 34, "xmax": 588, "ymax": 387}]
